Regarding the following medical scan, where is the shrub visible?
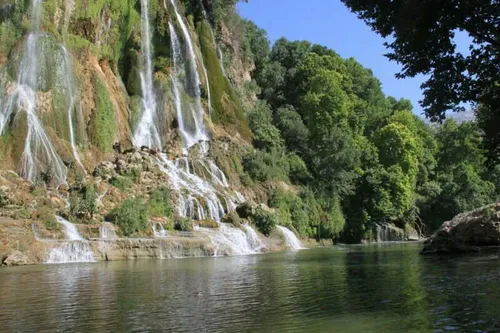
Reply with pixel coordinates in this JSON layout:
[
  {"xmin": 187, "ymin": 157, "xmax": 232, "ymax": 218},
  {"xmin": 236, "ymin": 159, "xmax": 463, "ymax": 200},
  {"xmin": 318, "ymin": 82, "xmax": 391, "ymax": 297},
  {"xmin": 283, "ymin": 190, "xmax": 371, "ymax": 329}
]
[
  {"xmin": 109, "ymin": 197, "xmax": 148, "ymax": 236},
  {"xmin": 147, "ymin": 187, "xmax": 173, "ymax": 218},
  {"xmin": 247, "ymin": 101, "xmax": 284, "ymax": 151},
  {"xmin": 110, "ymin": 175, "xmax": 134, "ymax": 191},
  {"xmin": 269, "ymin": 189, "xmax": 310, "ymax": 236},
  {"xmin": 122, "ymin": 167, "xmax": 141, "ymax": 183},
  {"xmin": 252, "ymin": 208, "xmax": 277, "ymax": 236},
  {"xmin": 0, "ymin": 189, "xmax": 8, "ymax": 208},
  {"xmin": 69, "ymin": 183, "xmax": 97, "ymax": 222},
  {"xmin": 175, "ymin": 217, "xmax": 194, "ymax": 231},
  {"xmin": 243, "ymin": 149, "xmax": 290, "ymax": 182},
  {"xmin": 287, "ymin": 153, "xmax": 312, "ymax": 184}
]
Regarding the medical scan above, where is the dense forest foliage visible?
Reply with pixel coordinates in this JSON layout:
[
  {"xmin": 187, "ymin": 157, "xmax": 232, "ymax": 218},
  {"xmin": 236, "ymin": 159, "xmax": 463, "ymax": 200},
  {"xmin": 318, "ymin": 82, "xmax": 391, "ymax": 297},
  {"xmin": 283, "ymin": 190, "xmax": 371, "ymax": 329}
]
[{"xmin": 189, "ymin": 0, "xmax": 500, "ymax": 242}]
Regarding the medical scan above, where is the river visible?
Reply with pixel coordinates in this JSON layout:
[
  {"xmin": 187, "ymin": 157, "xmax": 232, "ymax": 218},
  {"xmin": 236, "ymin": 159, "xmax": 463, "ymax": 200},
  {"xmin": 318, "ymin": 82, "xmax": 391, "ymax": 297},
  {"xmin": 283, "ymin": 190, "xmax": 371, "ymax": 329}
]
[{"xmin": 1, "ymin": 243, "xmax": 499, "ymax": 332}]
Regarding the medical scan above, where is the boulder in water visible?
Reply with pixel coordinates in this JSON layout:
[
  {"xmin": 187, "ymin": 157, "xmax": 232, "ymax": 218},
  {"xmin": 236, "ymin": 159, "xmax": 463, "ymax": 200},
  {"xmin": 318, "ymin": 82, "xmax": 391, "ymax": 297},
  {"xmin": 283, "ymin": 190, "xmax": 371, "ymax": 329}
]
[{"xmin": 421, "ymin": 203, "xmax": 500, "ymax": 254}]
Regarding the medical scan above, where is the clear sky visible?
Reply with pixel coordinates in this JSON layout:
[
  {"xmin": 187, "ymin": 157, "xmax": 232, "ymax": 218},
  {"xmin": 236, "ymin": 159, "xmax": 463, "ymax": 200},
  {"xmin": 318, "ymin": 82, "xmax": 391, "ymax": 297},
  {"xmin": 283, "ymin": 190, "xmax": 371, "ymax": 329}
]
[{"xmin": 237, "ymin": 0, "xmax": 428, "ymax": 115}]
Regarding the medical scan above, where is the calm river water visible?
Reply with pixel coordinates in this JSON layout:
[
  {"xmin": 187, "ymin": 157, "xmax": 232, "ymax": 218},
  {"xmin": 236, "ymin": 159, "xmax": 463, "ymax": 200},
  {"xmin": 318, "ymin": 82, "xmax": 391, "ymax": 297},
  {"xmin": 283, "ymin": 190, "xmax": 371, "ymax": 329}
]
[{"xmin": 1, "ymin": 243, "xmax": 499, "ymax": 332}]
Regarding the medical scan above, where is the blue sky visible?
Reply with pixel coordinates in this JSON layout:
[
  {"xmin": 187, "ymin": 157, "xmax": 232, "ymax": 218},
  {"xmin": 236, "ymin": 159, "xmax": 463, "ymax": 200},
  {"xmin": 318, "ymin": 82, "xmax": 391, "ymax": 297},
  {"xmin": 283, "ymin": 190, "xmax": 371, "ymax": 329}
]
[{"xmin": 237, "ymin": 0, "xmax": 428, "ymax": 115}]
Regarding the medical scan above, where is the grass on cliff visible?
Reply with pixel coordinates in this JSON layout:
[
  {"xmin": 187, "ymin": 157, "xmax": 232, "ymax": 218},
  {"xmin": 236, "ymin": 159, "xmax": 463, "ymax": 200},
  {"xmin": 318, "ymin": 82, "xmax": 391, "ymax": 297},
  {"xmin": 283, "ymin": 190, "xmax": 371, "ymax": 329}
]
[{"xmin": 89, "ymin": 77, "xmax": 116, "ymax": 152}]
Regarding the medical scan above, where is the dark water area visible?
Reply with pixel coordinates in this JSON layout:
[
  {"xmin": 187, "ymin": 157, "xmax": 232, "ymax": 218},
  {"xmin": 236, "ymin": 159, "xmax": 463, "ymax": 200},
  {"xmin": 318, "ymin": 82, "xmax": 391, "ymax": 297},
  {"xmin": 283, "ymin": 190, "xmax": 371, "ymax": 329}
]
[{"xmin": 1, "ymin": 243, "xmax": 500, "ymax": 332}]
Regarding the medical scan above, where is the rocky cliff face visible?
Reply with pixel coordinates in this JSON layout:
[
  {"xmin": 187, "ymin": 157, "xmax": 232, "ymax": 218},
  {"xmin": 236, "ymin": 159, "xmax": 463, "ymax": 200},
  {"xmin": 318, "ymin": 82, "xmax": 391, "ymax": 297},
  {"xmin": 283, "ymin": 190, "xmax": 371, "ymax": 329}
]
[
  {"xmin": 421, "ymin": 203, "xmax": 500, "ymax": 254},
  {"xmin": 0, "ymin": 0, "xmax": 250, "ymax": 185}
]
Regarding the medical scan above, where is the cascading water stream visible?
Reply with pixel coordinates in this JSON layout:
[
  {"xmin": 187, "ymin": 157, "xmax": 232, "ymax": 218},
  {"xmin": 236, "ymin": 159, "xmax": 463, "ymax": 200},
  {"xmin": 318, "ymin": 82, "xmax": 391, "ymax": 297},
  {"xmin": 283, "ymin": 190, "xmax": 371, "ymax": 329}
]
[
  {"xmin": 153, "ymin": 222, "xmax": 168, "ymax": 237},
  {"xmin": 47, "ymin": 216, "xmax": 95, "ymax": 263},
  {"xmin": 61, "ymin": 46, "xmax": 85, "ymax": 173},
  {"xmin": 99, "ymin": 222, "xmax": 118, "ymax": 239},
  {"xmin": 0, "ymin": 0, "xmax": 68, "ymax": 187},
  {"xmin": 167, "ymin": 0, "xmax": 209, "ymax": 150},
  {"xmin": 133, "ymin": 0, "xmax": 163, "ymax": 149},
  {"xmin": 154, "ymin": 151, "xmax": 262, "ymax": 256},
  {"xmin": 277, "ymin": 226, "xmax": 304, "ymax": 250}
]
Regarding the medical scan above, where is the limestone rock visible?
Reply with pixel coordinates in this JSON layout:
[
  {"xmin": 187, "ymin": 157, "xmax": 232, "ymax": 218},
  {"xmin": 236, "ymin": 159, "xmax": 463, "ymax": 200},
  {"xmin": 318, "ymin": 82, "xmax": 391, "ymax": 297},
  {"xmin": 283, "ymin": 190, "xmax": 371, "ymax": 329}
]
[
  {"xmin": 421, "ymin": 203, "xmax": 500, "ymax": 254},
  {"xmin": 2, "ymin": 250, "xmax": 31, "ymax": 266}
]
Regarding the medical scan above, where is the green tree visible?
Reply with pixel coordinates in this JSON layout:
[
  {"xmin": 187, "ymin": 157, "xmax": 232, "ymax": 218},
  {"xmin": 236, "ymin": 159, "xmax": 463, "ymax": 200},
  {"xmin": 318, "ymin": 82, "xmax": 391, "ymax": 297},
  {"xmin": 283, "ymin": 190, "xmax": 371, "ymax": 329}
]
[
  {"xmin": 247, "ymin": 101, "xmax": 284, "ymax": 151},
  {"xmin": 341, "ymin": 0, "xmax": 499, "ymax": 120}
]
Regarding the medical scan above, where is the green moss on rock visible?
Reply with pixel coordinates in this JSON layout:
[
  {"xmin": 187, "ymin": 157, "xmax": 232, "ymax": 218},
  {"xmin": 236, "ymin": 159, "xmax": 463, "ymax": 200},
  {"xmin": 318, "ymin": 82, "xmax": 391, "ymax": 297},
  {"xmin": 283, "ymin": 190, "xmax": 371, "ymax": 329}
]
[
  {"xmin": 89, "ymin": 77, "xmax": 116, "ymax": 152},
  {"xmin": 197, "ymin": 20, "xmax": 251, "ymax": 139}
]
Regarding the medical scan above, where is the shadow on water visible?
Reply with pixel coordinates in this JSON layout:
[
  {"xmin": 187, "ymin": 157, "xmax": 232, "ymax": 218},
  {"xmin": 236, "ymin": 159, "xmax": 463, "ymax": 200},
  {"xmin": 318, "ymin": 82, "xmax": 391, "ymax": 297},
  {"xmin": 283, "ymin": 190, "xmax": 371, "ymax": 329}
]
[{"xmin": 1, "ymin": 244, "xmax": 500, "ymax": 332}]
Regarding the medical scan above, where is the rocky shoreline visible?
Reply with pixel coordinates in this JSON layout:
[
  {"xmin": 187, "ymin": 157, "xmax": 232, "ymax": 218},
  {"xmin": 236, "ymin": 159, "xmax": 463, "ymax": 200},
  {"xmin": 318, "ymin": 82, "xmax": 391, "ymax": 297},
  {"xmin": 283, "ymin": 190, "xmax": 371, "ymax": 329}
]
[{"xmin": 0, "ymin": 217, "xmax": 304, "ymax": 266}]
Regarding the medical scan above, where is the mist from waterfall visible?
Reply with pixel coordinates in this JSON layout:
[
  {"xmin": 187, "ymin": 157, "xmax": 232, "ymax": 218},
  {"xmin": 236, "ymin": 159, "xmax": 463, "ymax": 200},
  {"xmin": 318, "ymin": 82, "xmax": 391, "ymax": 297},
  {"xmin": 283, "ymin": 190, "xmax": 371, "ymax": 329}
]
[{"xmin": 133, "ymin": 0, "xmax": 163, "ymax": 149}]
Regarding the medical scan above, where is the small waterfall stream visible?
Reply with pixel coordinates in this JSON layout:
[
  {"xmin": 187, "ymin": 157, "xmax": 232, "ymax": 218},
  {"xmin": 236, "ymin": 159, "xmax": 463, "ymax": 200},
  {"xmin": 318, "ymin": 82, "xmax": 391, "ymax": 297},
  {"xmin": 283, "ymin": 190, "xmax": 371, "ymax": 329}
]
[
  {"xmin": 61, "ymin": 46, "xmax": 85, "ymax": 173},
  {"xmin": 277, "ymin": 226, "xmax": 304, "ymax": 250},
  {"xmin": 133, "ymin": 0, "xmax": 162, "ymax": 149},
  {"xmin": 15, "ymin": 33, "xmax": 68, "ymax": 188},
  {"xmin": 99, "ymin": 222, "xmax": 118, "ymax": 239},
  {"xmin": 0, "ymin": 0, "xmax": 88, "ymax": 187},
  {"xmin": 153, "ymin": 222, "xmax": 168, "ymax": 237},
  {"xmin": 168, "ymin": 0, "xmax": 209, "ymax": 150},
  {"xmin": 155, "ymin": 145, "xmax": 262, "ymax": 256},
  {"xmin": 47, "ymin": 216, "xmax": 95, "ymax": 263}
]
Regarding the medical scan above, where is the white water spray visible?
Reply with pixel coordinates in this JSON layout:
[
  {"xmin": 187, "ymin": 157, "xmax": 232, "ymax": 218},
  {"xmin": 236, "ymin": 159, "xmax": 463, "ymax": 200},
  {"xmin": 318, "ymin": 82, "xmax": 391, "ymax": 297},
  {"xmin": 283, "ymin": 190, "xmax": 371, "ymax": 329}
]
[
  {"xmin": 155, "ymin": 151, "xmax": 263, "ymax": 256},
  {"xmin": 153, "ymin": 222, "xmax": 168, "ymax": 237},
  {"xmin": 133, "ymin": 0, "xmax": 163, "ymax": 149}
]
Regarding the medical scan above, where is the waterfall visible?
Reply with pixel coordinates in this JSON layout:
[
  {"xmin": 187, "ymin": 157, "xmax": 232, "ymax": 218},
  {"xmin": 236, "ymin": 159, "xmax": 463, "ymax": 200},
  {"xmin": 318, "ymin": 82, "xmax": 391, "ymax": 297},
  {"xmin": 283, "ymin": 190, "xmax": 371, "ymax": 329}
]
[
  {"xmin": 277, "ymin": 226, "xmax": 304, "ymax": 250},
  {"xmin": 14, "ymin": 33, "xmax": 68, "ymax": 188},
  {"xmin": 243, "ymin": 224, "xmax": 265, "ymax": 251},
  {"xmin": 133, "ymin": 0, "xmax": 162, "ymax": 149},
  {"xmin": 57, "ymin": 216, "xmax": 84, "ymax": 241},
  {"xmin": 155, "ymin": 151, "xmax": 264, "ymax": 256},
  {"xmin": 153, "ymin": 222, "xmax": 168, "ymax": 237},
  {"xmin": 201, "ymin": 223, "xmax": 262, "ymax": 256},
  {"xmin": 167, "ymin": 0, "xmax": 209, "ymax": 150},
  {"xmin": 47, "ymin": 216, "xmax": 95, "ymax": 263},
  {"xmin": 61, "ymin": 46, "xmax": 85, "ymax": 173},
  {"xmin": 0, "ymin": 0, "xmax": 70, "ymax": 187},
  {"xmin": 99, "ymin": 222, "xmax": 117, "ymax": 239}
]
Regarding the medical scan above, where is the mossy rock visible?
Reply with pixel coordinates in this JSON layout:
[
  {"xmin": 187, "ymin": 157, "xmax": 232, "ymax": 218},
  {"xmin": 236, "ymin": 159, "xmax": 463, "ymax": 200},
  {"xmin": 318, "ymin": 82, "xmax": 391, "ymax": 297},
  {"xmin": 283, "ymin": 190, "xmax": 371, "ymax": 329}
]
[
  {"xmin": 88, "ymin": 76, "xmax": 117, "ymax": 152},
  {"xmin": 197, "ymin": 219, "xmax": 219, "ymax": 229},
  {"xmin": 197, "ymin": 20, "xmax": 251, "ymax": 140}
]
